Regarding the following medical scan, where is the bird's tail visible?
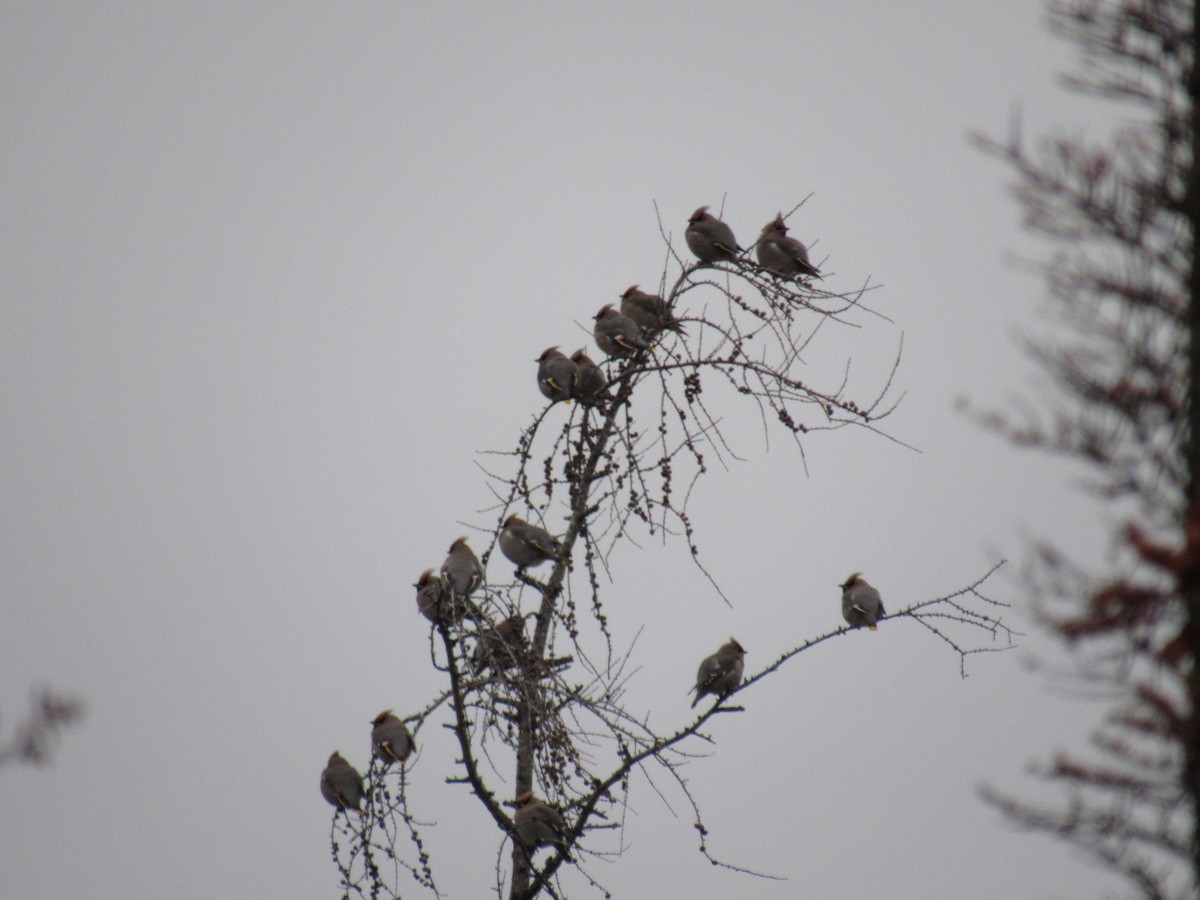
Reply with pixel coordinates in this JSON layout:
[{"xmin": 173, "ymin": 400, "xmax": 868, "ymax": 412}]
[{"xmin": 664, "ymin": 320, "xmax": 687, "ymax": 336}]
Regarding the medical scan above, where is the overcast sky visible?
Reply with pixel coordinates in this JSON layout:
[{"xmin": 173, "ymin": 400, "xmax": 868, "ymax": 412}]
[{"xmin": 2, "ymin": 2, "xmax": 1147, "ymax": 897}]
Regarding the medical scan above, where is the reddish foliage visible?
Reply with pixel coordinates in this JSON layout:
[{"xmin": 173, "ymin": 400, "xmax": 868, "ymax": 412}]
[{"xmin": 1059, "ymin": 582, "xmax": 1165, "ymax": 640}]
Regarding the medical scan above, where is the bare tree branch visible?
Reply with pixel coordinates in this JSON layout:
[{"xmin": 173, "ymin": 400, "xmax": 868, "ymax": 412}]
[{"xmin": 325, "ymin": 204, "xmax": 1014, "ymax": 897}]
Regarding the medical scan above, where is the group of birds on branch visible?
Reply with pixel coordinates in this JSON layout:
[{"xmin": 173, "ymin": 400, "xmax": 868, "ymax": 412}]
[
  {"xmin": 686, "ymin": 575, "xmax": 884, "ymax": 710},
  {"xmin": 319, "ymin": 710, "xmax": 414, "ymax": 812},
  {"xmin": 324, "ymin": 524, "xmax": 887, "ymax": 855},
  {"xmin": 535, "ymin": 206, "xmax": 824, "ymax": 408},
  {"xmin": 318, "ymin": 521, "xmax": 563, "ymax": 815},
  {"xmin": 535, "ymin": 286, "xmax": 684, "ymax": 408},
  {"xmin": 687, "ymin": 205, "xmax": 822, "ymax": 280},
  {"xmin": 321, "ymin": 204, "xmax": 884, "ymax": 866}
]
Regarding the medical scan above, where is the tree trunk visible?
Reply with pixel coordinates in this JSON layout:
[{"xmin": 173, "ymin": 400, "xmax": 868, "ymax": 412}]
[
  {"xmin": 508, "ymin": 398, "xmax": 628, "ymax": 899},
  {"xmin": 1185, "ymin": 1, "xmax": 1200, "ymax": 890}
]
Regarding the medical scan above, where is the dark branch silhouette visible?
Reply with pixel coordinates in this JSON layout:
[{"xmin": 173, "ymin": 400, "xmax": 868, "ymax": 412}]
[
  {"xmin": 0, "ymin": 689, "xmax": 83, "ymax": 768},
  {"xmin": 969, "ymin": 1, "xmax": 1199, "ymax": 896}
]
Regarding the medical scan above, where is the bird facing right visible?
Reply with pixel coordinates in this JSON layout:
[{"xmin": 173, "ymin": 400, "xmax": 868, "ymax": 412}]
[
  {"xmin": 690, "ymin": 638, "xmax": 747, "ymax": 708},
  {"xmin": 840, "ymin": 572, "xmax": 885, "ymax": 630},
  {"xmin": 755, "ymin": 212, "xmax": 821, "ymax": 280}
]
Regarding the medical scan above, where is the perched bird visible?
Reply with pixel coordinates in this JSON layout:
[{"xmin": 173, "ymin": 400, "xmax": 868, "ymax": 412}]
[
  {"xmin": 690, "ymin": 639, "xmax": 747, "ymax": 708},
  {"xmin": 840, "ymin": 573, "xmax": 885, "ymax": 630},
  {"xmin": 536, "ymin": 346, "xmax": 578, "ymax": 404},
  {"xmin": 685, "ymin": 205, "xmax": 743, "ymax": 263},
  {"xmin": 320, "ymin": 751, "xmax": 364, "ymax": 811},
  {"xmin": 415, "ymin": 569, "xmax": 468, "ymax": 626},
  {"xmin": 414, "ymin": 569, "xmax": 443, "ymax": 622},
  {"xmin": 619, "ymin": 285, "xmax": 685, "ymax": 336},
  {"xmin": 441, "ymin": 537, "xmax": 484, "ymax": 600},
  {"xmin": 371, "ymin": 710, "xmax": 415, "ymax": 766},
  {"xmin": 473, "ymin": 614, "xmax": 526, "ymax": 674},
  {"xmin": 499, "ymin": 515, "xmax": 562, "ymax": 570},
  {"xmin": 514, "ymin": 793, "xmax": 571, "ymax": 860},
  {"xmin": 569, "ymin": 348, "xmax": 609, "ymax": 404},
  {"xmin": 592, "ymin": 305, "xmax": 651, "ymax": 358},
  {"xmin": 755, "ymin": 212, "xmax": 821, "ymax": 280}
]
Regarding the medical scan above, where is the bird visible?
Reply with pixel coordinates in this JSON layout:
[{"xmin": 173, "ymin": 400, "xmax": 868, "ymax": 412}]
[
  {"xmin": 441, "ymin": 537, "xmax": 484, "ymax": 600},
  {"xmin": 536, "ymin": 346, "xmax": 578, "ymax": 404},
  {"xmin": 414, "ymin": 569, "xmax": 443, "ymax": 622},
  {"xmin": 514, "ymin": 792, "xmax": 571, "ymax": 860},
  {"xmin": 840, "ymin": 573, "xmax": 885, "ymax": 630},
  {"xmin": 592, "ymin": 305, "xmax": 651, "ymax": 358},
  {"xmin": 415, "ymin": 568, "xmax": 472, "ymax": 626},
  {"xmin": 690, "ymin": 638, "xmax": 746, "ymax": 708},
  {"xmin": 755, "ymin": 212, "xmax": 821, "ymax": 280},
  {"xmin": 473, "ymin": 614, "xmax": 526, "ymax": 674},
  {"xmin": 499, "ymin": 515, "xmax": 562, "ymax": 570},
  {"xmin": 320, "ymin": 751, "xmax": 364, "ymax": 811},
  {"xmin": 685, "ymin": 205, "xmax": 743, "ymax": 263},
  {"xmin": 569, "ymin": 348, "xmax": 609, "ymax": 404},
  {"xmin": 371, "ymin": 710, "xmax": 415, "ymax": 766},
  {"xmin": 619, "ymin": 285, "xmax": 685, "ymax": 336}
]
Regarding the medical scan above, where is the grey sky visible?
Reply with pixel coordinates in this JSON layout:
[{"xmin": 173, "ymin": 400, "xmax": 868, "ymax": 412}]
[{"xmin": 3, "ymin": 2, "xmax": 1135, "ymax": 897}]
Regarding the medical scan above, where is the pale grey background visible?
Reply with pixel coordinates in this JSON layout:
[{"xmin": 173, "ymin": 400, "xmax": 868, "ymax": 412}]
[{"xmin": 2, "ymin": 2, "xmax": 1137, "ymax": 897}]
